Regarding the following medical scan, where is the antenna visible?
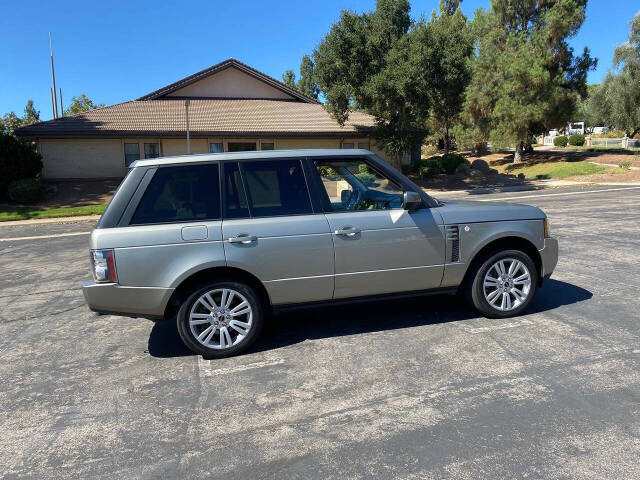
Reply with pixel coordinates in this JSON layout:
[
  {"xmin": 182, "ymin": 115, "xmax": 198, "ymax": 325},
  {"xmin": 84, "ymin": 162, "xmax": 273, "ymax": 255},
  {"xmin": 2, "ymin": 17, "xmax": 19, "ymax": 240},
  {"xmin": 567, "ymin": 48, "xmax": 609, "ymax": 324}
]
[
  {"xmin": 59, "ymin": 88, "xmax": 63, "ymax": 116},
  {"xmin": 49, "ymin": 33, "xmax": 59, "ymax": 119}
]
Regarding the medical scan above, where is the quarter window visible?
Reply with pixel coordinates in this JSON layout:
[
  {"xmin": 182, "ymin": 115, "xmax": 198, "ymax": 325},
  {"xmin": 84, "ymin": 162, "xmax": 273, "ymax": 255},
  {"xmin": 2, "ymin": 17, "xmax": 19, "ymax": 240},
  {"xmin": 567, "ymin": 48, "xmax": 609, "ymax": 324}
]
[
  {"xmin": 241, "ymin": 159, "xmax": 312, "ymax": 217},
  {"xmin": 144, "ymin": 143, "xmax": 160, "ymax": 158},
  {"xmin": 314, "ymin": 159, "xmax": 404, "ymax": 211},
  {"xmin": 124, "ymin": 143, "xmax": 140, "ymax": 166},
  {"xmin": 131, "ymin": 164, "xmax": 220, "ymax": 225}
]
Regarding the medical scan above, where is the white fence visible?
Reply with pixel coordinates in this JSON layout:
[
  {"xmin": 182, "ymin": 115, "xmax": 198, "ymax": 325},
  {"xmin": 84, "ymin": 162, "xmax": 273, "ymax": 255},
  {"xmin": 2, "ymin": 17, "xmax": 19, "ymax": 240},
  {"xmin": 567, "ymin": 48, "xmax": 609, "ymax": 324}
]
[{"xmin": 541, "ymin": 136, "xmax": 640, "ymax": 149}]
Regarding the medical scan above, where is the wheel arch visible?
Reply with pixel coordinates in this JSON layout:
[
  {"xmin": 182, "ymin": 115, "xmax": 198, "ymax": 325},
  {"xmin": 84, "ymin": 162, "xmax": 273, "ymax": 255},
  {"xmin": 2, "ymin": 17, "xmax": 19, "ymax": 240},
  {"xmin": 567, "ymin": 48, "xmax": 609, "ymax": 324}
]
[
  {"xmin": 164, "ymin": 266, "xmax": 272, "ymax": 319},
  {"xmin": 461, "ymin": 235, "xmax": 543, "ymax": 288}
]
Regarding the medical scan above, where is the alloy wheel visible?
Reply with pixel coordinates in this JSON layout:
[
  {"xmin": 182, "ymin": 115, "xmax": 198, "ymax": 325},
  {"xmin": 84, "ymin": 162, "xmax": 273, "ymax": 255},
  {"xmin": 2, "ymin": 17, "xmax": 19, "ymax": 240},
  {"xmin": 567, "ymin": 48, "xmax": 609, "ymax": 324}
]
[{"xmin": 189, "ymin": 288, "xmax": 253, "ymax": 349}]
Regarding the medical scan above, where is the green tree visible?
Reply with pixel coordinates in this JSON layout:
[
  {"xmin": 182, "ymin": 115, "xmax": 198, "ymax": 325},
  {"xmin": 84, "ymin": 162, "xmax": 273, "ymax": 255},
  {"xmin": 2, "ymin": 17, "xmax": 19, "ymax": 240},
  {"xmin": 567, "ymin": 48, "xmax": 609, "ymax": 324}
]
[
  {"xmin": 281, "ymin": 70, "xmax": 296, "ymax": 88},
  {"xmin": 0, "ymin": 100, "xmax": 40, "ymax": 135},
  {"xmin": 64, "ymin": 94, "xmax": 105, "ymax": 116},
  {"xmin": 296, "ymin": 55, "xmax": 320, "ymax": 99},
  {"xmin": 23, "ymin": 100, "xmax": 40, "ymax": 125},
  {"xmin": 426, "ymin": 0, "xmax": 473, "ymax": 153},
  {"xmin": 462, "ymin": 0, "xmax": 596, "ymax": 162},
  {"xmin": 314, "ymin": 0, "xmax": 434, "ymax": 164}
]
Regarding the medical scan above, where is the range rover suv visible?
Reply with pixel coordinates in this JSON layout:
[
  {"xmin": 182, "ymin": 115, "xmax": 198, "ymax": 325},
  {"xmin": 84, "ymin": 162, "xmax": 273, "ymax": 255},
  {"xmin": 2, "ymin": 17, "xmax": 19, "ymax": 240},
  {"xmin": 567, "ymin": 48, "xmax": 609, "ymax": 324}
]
[{"xmin": 83, "ymin": 149, "xmax": 558, "ymax": 358}]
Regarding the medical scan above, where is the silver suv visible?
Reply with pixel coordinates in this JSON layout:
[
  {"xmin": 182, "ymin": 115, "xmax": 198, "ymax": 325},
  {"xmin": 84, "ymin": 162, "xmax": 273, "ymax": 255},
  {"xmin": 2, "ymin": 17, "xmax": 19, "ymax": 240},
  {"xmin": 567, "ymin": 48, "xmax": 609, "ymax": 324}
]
[{"xmin": 83, "ymin": 150, "xmax": 558, "ymax": 358}]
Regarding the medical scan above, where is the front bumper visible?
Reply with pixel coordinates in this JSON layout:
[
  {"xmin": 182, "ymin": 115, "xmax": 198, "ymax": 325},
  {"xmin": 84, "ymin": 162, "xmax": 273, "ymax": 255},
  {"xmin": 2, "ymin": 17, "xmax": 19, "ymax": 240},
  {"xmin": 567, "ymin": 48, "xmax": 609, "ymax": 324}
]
[
  {"xmin": 538, "ymin": 236, "xmax": 559, "ymax": 283},
  {"xmin": 82, "ymin": 282, "xmax": 174, "ymax": 319}
]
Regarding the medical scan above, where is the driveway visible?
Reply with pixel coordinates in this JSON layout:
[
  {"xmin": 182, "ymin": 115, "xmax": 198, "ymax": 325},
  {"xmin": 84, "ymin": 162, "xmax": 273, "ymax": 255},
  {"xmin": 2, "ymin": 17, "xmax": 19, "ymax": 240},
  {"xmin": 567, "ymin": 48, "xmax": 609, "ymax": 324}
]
[{"xmin": 1, "ymin": 185, "xmax": 639, "ymax": 479}]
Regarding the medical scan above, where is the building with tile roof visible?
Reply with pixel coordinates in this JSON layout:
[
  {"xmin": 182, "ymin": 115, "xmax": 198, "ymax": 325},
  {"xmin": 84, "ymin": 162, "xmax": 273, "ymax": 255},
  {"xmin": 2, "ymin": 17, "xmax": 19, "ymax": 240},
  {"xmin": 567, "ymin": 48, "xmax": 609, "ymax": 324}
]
[{"xmin": 16, "ymin": 59, "xmax": 404, "ymax": 179}]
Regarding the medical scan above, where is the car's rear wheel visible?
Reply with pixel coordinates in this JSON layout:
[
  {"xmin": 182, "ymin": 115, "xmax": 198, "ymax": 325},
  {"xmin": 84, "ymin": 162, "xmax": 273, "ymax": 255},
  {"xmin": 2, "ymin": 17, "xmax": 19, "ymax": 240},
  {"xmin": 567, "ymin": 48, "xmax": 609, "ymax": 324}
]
[
  {"xmin": 177, "ymin": 281, "xmax": 264, "ymax": 358},
  {"xmin": 468, "ymin": 249, "xmax": 538, "ymax": 318}
]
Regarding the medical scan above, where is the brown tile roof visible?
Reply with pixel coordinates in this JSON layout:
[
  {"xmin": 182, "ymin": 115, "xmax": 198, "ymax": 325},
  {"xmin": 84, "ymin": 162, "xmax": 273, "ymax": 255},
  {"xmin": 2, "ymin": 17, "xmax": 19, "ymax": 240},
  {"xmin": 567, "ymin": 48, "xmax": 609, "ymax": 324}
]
[
  {"xmin": 138, "ymin": 58, "xmax": 321, "ymax": 104},
  {"xmin": 16, "ymin": 99, "xmax": 377, "ymax": 139}
]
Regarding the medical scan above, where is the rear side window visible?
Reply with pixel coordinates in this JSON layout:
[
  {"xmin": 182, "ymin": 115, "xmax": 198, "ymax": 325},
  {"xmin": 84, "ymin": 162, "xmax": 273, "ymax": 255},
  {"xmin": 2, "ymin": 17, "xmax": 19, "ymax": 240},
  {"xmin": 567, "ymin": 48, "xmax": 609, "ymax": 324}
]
[
  {"xmin": 131, "ymin": 164, "xmax": 220, "ymax": 225},
  {"xmin": 241, "ymin": 159, "xmax": 312, "ymax": 217}
]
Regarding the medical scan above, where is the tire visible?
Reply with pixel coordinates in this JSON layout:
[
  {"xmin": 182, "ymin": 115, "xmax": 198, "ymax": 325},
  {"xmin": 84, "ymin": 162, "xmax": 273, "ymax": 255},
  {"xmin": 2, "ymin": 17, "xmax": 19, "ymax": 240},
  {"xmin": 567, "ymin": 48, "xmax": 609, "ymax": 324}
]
[
  {"xmin": 467, "ymin": 249, "xmax": 538, "ymax": 318},
  {"xmin": 176, "ymin": 281, "xmax": 264, "ymax": 358}
]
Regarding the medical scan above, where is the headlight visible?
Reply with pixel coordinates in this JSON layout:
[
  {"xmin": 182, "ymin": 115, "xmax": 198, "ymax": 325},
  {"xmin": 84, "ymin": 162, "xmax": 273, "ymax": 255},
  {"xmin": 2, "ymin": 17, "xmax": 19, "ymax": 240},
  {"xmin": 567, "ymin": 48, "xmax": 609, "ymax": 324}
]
[
  {"xmin": 543, "ymin": 219, "xmax": 550, "ymax": 238},
  {"xmin": 90, "ymin": 249, "xmax": 118, "ymax": 283}
]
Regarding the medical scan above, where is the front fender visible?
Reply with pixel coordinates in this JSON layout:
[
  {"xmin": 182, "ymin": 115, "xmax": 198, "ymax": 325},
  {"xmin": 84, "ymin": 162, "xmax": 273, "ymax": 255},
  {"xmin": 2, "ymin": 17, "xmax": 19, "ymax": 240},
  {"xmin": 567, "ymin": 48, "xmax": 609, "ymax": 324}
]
[{"xmin": 441, "ymin": 219, "xmax": 545, "ymax": 287}]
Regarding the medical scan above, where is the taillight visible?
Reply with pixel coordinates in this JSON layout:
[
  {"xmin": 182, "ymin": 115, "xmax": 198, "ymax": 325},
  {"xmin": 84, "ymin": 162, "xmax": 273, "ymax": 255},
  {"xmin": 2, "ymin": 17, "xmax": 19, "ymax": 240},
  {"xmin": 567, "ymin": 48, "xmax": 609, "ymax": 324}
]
[{"xmin": 90, "ymin": 249, "xmax": 118, "ymax": 283}]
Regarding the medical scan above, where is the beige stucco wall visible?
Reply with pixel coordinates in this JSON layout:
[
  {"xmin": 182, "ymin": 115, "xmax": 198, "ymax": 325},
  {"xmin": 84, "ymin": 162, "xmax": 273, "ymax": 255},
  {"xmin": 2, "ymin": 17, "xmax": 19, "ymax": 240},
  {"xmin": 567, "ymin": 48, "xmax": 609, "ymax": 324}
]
[
  {"xmin": 161, "ymin": 138, "xmax": 208, "ymax": 156},
  {"xmin": 167, "ymin": 67, "xmax": 295, "ymax": 99},
  {"xmin": 39, "ymin": 139, "xmax": 125, "ymax": 179},
  {"xmin": 37, "ymin": 135, "xmax": 406, "ymax": 180},
  {"xmin": 275, "ymin": 138, "xmax": 341, "ymax": 150}
]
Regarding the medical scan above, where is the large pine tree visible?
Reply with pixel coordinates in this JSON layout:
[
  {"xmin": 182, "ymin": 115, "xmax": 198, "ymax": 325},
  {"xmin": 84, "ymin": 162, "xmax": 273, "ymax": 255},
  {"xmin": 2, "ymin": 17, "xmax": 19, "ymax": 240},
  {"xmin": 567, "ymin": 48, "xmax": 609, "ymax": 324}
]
[{"xmin": 464, "ymin": 0, "xmax": 596, "ymax": 162}]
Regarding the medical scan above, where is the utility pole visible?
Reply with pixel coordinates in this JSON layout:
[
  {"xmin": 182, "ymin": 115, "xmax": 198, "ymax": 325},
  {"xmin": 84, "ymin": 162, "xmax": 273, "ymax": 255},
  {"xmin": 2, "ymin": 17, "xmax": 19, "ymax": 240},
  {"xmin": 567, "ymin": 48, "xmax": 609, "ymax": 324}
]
[
  {"xmin": 185, "ymin": 99, "xmax": 191, "ymax": 154},
  {"xmin": 49, "ymin": 33, "xmax": 59, "ymax": 119}
]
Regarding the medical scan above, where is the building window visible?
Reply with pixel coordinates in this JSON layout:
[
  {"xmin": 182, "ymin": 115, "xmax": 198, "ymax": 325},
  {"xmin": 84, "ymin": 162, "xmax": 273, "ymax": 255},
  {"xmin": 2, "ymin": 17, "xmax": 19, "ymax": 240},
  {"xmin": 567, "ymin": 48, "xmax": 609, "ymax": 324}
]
[
  {"xmin": 358, "ymin": 142, "xmax": 370, "ymax": 151},
  {"xmin": 130, "ymin": 164, "xmax": 221, "ymax": 225},
  {"xmin": 341, "ymin": 143, "xmax": 354, "ymax": 149},
  {"xmin": 124, "ymin": 143, "xmax": 140, "ymax": 167},
  {"xmin": 228, "ymin": 142, "xmax": 257, "ymax": 152},
  {"xmin": 144, "ymin": 143, "xmax": 160, "ymax": 158},
  {"xmin": 210, "ymin": 143, "xmax": 224, "ymax": 153},
  {"xmin": 261, "ymin": 142, "xmax": 275, "ymax": 151}
]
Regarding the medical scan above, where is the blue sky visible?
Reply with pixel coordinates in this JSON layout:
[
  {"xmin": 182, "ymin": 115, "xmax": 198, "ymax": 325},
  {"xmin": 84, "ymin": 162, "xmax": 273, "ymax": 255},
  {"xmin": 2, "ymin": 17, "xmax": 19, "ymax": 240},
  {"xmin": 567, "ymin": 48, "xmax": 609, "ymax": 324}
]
[{"xmin": 1, "ymin": 1, "xmax": 637, "ymax": 121}]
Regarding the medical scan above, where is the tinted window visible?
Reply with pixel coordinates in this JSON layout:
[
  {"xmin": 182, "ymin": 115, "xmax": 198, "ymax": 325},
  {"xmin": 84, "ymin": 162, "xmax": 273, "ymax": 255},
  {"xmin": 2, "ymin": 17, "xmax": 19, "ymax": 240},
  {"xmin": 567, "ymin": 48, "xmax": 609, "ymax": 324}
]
[
  {"xmin": 223, "ymin": 162, "xmax": 250, "ymax": 219},
  {"xmin": 131, "ymin": 164, "xmax": 220, "ymax": 225},
  {"xmin": 241, "ymin": 159, "xmax": 312, "ymax": 217}
]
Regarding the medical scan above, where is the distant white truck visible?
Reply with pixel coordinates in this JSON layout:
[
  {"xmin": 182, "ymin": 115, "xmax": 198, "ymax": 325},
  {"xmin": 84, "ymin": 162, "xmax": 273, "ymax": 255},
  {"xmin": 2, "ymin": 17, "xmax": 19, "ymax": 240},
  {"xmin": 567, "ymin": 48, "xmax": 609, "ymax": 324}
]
[{"xmin": 566, "ymin": 122, "xmax": 585, "ymax": 136}]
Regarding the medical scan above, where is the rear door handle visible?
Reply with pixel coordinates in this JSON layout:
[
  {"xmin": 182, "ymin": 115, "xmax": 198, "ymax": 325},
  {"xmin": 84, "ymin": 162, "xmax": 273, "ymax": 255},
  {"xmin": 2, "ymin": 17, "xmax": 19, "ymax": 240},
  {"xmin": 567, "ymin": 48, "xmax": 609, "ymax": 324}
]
[
  {"xmin": 334, "ymin": 226, "xmax": 360, "ymax": 237},
  {"xmin": 228, "ymin": 234, "xmax": 257, "ymax": 244}
]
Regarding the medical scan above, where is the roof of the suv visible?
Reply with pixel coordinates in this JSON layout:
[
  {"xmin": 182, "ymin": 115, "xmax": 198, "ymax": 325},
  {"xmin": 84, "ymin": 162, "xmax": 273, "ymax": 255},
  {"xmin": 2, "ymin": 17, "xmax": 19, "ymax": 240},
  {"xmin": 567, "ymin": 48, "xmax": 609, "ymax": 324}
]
[{"xmin": 131, "ymin": 149, "xmax": 374, "ymax": 168}]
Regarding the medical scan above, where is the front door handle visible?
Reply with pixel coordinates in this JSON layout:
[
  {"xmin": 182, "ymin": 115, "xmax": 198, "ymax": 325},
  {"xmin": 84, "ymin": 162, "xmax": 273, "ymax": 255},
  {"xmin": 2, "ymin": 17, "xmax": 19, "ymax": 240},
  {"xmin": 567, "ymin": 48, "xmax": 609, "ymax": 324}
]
[
  {"xmin": 228, "ymin": 234, "xmax": 257, "ymax": 244},
  {"xmin": 334, "ymin": 226, "xmax": 360, "ymax": 237}
]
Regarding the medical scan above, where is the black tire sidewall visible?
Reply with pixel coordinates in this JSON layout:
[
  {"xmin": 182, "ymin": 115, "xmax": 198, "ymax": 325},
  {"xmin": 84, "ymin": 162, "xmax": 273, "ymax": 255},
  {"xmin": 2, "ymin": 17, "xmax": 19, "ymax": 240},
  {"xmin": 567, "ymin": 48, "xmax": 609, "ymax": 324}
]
[
  {"xmin": 470, "ymin": 249, "xmax": 538, "ymax": 318},
  {"xmin": 176, "ymin": 281, "xmax": 264, "ymax": 358}
]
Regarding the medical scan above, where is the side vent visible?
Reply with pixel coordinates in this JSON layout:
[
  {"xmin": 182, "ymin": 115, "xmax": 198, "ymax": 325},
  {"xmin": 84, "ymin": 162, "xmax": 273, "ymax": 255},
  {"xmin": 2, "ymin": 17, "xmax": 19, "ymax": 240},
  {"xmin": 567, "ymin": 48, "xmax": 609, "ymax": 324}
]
[{"xmin": 446, "ymin": 225, "xmax": 460, "ymax": 262}]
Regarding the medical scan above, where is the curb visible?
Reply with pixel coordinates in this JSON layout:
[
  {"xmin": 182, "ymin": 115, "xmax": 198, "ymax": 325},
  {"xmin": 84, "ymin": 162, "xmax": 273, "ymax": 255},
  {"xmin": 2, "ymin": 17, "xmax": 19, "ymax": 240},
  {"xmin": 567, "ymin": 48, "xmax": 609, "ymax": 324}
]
[{"xmin": 0, "ymin": 215, "xmax": 101, "ymax": 227}]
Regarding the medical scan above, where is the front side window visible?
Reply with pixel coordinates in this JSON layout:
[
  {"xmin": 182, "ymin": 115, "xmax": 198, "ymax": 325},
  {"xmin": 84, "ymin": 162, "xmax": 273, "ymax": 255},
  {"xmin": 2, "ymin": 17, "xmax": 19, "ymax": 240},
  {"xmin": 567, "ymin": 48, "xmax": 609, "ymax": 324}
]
[
  {"xmin": 131, "ymin": 164, "xmax": 220, "ymax": 225},
  {"xmin": 144, "ymin": 143, "xmax": 160, "ymax": 158},
  {"xmin": 314, "ymin": 159, "xmax": 404, "ymax": 211},
  {"xmin": 124, "ymin": 143, "xmax": 140, "ymax": 166},
  {"xmin": 209, "ymin": 143, "xmax": 224, "ymax": 153},
  {"xmin": 241, "ymin": 159, "xmax": 312, "ymax": 217}
]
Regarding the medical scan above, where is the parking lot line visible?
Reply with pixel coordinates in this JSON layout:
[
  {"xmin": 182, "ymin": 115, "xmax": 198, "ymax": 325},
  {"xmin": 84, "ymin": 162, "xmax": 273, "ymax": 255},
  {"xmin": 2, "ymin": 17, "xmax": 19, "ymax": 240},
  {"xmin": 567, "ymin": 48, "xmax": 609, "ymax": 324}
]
[
  {"xmin": 0, "ymin": 231, "xmax": 91, "ymax": 242},
  {"xmin": 477, "ymin": 185, "xmax": 640, "ymax": 202},
  {"xmin": 198, "ymin": 356, "xmax": 286, "ymax": 376}
]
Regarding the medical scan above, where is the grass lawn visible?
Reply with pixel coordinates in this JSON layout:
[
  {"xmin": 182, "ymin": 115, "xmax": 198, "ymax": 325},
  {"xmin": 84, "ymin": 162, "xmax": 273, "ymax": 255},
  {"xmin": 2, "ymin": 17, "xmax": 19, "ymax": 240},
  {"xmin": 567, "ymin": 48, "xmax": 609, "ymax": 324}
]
[
  {"xmin": 0, "ymin": 203, "xmax": 107, "ymax": 222},
  {"xmin": 505, "ymin": 161, "xmax": 619, "ymax": 179}
]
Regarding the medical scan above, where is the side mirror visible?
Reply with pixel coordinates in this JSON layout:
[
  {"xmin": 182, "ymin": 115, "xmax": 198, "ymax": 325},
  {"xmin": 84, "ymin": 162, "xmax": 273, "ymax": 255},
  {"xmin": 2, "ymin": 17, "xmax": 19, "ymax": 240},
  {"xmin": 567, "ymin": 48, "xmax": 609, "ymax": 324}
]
[{"xmin": 403, "ymin": 191, "xmax": 423, "ymax": 211}]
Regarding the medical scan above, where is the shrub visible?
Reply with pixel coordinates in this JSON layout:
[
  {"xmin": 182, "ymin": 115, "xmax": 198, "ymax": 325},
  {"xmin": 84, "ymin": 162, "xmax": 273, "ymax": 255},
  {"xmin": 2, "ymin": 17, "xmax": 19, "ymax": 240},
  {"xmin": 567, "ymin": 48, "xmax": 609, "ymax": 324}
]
[
  {"xmin": 354, "ymin": 172, "xmax": 376, "ymax": 186},
  {"xmin": 619, "ymin": 161, "xmax": 631, "ymax": 170},
  {"xmin": 568, "ymin": 134, "xmax": 585, "ymax": 146},
  {"xmin": 0, "ymin": 133, "xmax": 43, "ymax": 197},
  {"xmin": 7, "ymin": 178, "xmax": 45, "ymax": 204},
  {"xmin": 438, "ymin": 153, "xmax": 468, "ymax": 174},
  {"xmin": 553, "ymin": 136, "xmax": 568, "ymax": 147}
]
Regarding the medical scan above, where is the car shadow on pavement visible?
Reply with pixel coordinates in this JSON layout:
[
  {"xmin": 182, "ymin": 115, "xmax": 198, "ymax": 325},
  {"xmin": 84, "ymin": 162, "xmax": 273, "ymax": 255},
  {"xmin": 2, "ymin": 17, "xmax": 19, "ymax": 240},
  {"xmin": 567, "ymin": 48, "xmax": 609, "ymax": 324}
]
[{"xmin": 146, "ymin": 279, "xmax": 592, "ymax": 358}]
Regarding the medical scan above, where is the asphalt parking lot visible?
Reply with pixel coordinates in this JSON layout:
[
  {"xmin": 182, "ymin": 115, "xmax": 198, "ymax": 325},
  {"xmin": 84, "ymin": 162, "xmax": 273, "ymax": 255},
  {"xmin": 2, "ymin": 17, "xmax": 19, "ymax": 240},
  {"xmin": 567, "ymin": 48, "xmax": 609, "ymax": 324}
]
[{"xmin": 1, "ymin": 185, "xmax": 639, "ymax": 479}]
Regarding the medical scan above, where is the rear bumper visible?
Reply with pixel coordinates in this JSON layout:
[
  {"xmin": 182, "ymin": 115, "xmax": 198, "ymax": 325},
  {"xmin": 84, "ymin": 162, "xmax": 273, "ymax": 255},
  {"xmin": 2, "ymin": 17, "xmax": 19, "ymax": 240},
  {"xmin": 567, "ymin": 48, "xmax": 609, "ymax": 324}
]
[
  {"xmin": 82, "ymin": 282, "xmax": 174, "ymax": 319},
  {"xmin": 538, "ymin": 236, "xmax": 559, "ymax": 283}
]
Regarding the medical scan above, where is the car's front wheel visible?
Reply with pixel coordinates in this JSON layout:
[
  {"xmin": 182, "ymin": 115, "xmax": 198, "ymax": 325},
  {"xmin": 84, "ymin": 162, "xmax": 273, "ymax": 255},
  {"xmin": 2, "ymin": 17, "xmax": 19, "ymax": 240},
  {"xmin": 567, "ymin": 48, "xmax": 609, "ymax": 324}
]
[
  {"xmin": 468, "ymin": 249, "xmax": 538, "ymax": 318},
  {"xmin": 177, "ymin": 281, "xmax": 264, "ymax": 358}
]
